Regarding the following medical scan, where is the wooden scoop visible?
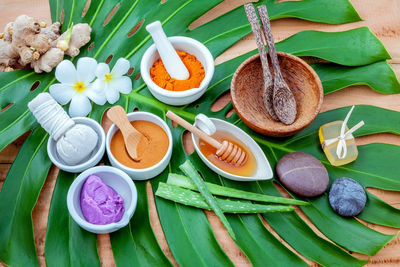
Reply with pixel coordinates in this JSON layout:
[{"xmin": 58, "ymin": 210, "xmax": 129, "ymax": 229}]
[
  {"xmin": 107, "ymin": 106, "xmax": 145, "ymax": 161},
  {"xmin": 257, "ymin": 5, "xmax": 297, "ymax": 125},
  {"xmin": 244, "ymin": 3, "xmax": 278, "ymax": 121},
  {"xmin": 166, "ymin": 111, "xmax": 247, "ymax": 166}
]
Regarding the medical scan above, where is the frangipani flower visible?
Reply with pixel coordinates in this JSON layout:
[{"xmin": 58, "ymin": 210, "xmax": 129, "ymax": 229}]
[
  {"xmin": 49, "ymin": 57, "xmax": 106, "ymax": 117},
  {"xmin": 93, "ymin": 58, "xmax": 132, "ymax": 104}
]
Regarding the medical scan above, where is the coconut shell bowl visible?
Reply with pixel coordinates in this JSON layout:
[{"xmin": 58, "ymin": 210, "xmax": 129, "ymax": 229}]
[{"xmin": 231, "ymin": 52, "xmax": 323, "ymax": 137}]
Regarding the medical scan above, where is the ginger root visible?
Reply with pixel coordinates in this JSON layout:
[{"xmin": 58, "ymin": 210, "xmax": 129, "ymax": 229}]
[{"xmin": 0, "ymin": 15, "xmax": 91, "ymax": 73}]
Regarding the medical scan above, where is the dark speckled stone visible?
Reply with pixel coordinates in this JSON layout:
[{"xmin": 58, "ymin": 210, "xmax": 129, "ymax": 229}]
[
  {"xmin": 329, "ymin": 177, "xmax": 366, "ymax": 217},
  {"xmin": 276, "ymin": 152, "xmax": 329, "ymax": 197}
]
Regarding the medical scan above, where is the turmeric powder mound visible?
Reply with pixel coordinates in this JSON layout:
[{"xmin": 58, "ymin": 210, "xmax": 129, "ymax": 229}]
[{"xmin": 150, "ymin": 51, "xmax": 205, "ymax": 91}]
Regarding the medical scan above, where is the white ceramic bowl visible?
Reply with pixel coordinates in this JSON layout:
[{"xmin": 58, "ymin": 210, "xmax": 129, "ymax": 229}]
[
  {"xmin": 47, "ymin": 117, "xmax": 106, "ymax": 173},
  {"xmin": 192, "ymin": 115, "xmax": 273, "ymax": 182},
  {"xmin": 140, "ymin": 36, "xmax": 215, "ymax": 106},
  {"xmin": 106, "ymin": 112, "xmax": 173, "ymax": 180},
  {"xmin": 67, "ymin": 166, "xmax": 137, "ymax": 234}
]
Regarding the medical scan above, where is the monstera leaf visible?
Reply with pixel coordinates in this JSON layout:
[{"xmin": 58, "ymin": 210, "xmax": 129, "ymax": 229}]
[{"xmin": 0, "ymin": 0, "xmax": 399, "ymax": 266}]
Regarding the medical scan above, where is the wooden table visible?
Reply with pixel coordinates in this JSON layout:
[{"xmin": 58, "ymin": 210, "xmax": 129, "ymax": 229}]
[{"xmin": 1, "ymin": 0, "xmax": 399, "ymax": 266}]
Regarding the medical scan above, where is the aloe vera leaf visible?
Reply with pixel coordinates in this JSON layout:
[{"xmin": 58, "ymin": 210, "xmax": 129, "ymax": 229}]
[
  {"xmin": 156, "ymin": 183, "xmax": 294, "ymax": 213},
  {"xmin": 45, "ymin": 171, "xmax": 100, "ymax": 267},
  {"xmin": 179, "ymin": 160, "xmax": 236, "ymax": 239},
  {"xmin": 167, "ymin": 173, "xmax": 308, "ymax": 205},
  {"xmin": 276, "ymin": 27, "xmax": 391, "ymax": 66},
  {"xmin": 0, "ymin": 129, "xmax": 51, "ymax": 267},
  {"xmin": 312, "ymin": 61, "xmax": 400, "ymax": 95}
]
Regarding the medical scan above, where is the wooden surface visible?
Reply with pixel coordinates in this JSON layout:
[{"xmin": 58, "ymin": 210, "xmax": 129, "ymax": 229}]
[{"xmin": 1, "ymin": 0, "xmax": 400, "ymax": 266}]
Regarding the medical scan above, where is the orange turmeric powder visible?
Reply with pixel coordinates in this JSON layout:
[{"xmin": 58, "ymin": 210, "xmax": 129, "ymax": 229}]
[
  {"xmin": 150, "ymin": 51, "xmax": 205, "ymax": 91},
  {"xmin": 110, "ymin": 120, "xmax": 169, "ymax": 169}
]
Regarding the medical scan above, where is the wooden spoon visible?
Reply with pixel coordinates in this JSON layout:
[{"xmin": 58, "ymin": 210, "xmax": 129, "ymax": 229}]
[
  {"xmin": 257, "ymin": 5, "xmax": 297, "ymax": 125},
  {"xmin": 166, "ymin": 111, "xmax": 247, "ymax": 166},
  {"xmin": 244, "ymin": 4, "xmax": 279, "ymax": 121},
  {"xmin": 107, "ymin": 106, "xmax": 145, "ymax": 161}
]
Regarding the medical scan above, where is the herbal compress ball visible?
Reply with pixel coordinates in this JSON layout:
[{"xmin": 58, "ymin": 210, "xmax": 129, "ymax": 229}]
[
  {"xmin": 329, "ymin": 177, "xmax": 366, "ymax": 217},
  {"xmin": 276, "ymin": 152, "xmax": 329, "ymax": 197}
]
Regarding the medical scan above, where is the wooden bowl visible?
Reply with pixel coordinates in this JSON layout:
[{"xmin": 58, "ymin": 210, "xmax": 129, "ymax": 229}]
[{"xmin": 231, "ymin": 52, "xmax": 323, "ymax": 137}]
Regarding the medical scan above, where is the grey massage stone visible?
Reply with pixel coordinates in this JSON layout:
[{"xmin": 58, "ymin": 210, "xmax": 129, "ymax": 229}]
[
  {"xmin": 329, "ymin": 177, "xmax": 366, "ymax": 217},
  {"xmin": 276, "ymin": 152, "xmax": 329, "ymax": 197}
]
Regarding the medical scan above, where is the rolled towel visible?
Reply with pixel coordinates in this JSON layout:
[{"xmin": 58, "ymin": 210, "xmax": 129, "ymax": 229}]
[
  {"xmin": 28, "ymin": 93, "xmax": 98, "ymax": 166},
  {"xmin": 56, "ymin": 124, "xmax": 98, "ymax": 165}
]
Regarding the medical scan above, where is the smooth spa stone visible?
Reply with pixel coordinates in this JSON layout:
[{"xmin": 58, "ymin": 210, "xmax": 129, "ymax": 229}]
[
  {"xmin": 276, "ymin": 152, "xmax": 329, "ymax": 197},
  {"xmin": 80, "ymin": 174, "xmax": 125, "ymax": 225},
  {"xmin": 329, "ymin": 177, "xmax": 366, "ymax": 217}
]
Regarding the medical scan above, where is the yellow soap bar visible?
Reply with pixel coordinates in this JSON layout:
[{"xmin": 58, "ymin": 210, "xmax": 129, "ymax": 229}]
[{"xmin": 318, "ymin": 121, "xmax": 358, "ymax": 166}]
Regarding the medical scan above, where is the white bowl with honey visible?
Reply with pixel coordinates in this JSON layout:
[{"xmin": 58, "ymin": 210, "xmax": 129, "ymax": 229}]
[
  {"xmin": 191, "ymin": 115, "xmax": 273, "ymax": 182},
  {"xmin": 106, "ymin": 112, "xmax": 173, "ymax": 180}
]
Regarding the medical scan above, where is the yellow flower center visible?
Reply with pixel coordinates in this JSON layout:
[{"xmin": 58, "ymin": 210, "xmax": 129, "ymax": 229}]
[
  {"xmin": 74, "ymin": 81, "xmax": 86, "ymax": 93},
  {"xmin": 105, "ymin": 73, "xmax": 112, "ymax": 82}
]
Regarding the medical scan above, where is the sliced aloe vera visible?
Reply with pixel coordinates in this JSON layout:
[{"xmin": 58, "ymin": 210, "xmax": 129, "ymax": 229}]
[
  {"xmin": 156, "ymin": 183, "xmax": 294, "ymax": 214},
  {"xmin": 168, "ymin": 173, "xmax": 308, "ymax": 206},
  {"xmin": 179, "ymin": 160, "xmax": 236, "ymax": 240}
]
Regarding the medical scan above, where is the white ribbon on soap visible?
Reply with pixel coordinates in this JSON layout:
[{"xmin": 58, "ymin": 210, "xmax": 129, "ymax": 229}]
[{"xmin": 322, "ymin": 106, "xmax": 365, "ymax": 160}]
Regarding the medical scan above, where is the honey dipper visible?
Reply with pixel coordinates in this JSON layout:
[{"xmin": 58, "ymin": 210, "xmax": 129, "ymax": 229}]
[{"xmin": 166, "ymin": 111, "xmax": 247, "ymax": 166}]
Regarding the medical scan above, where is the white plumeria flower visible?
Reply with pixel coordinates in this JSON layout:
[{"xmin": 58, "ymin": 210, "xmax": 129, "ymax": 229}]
[
  {"xmin": 49, "ymin": 57, "xmax": 106, "ymax": 117},
  {"xmin": 93, "ymin": 58, "xmax": 132, "ymax": 104}
]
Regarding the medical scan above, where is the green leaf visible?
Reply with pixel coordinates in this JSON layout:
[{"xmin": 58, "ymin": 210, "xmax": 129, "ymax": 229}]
[
  {"xmin": 312, "ymin": 61, "xmax": 400, "ymax": 94},
  {"xmin": 110, "ymin": 182, "xmax": 172, "ymax": 267},
  {"xmin": 193, "ymin": 152, "xmax": 364, "ymax": 266},
  {"xmin": 300, "ymin": 194, "xmax": 396, "ymax": 255},
  {"xmin": 45, "ymin": 171, "xmax": 100, "ymax": 267},
  {"xmin": 1, "ymin": 0, "xmax": 400, "ymax": 266},
  {"xmin": 0, "ymin": 73, "xmax": 55, "ymax": 151},
  {"xmin": 267, "ymin": 0, "xmax": 361, "ymax": 24},
  {"xmin": 276, "ymin": 27, "xmax": 391, "ymax": 66},
  {"xmin": 257, "ymin": 180, "xmax": 368, "ymax": 267},
  {"xmin": 0, "ymin": 129, "xmax": 51, "ymax": 266},
  {"xmin": 358, "ymin": 191, "xmax": 400, "ymax": 228}
]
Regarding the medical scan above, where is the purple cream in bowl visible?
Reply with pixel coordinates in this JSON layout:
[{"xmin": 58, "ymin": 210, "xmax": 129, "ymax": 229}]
[
  {"xmin": 67, "ymin": 165, "xmax": 137, "ymax": 234},
  {"xmin": 80, "ymin": 174, "xmax": 125, "ymax": 225}
]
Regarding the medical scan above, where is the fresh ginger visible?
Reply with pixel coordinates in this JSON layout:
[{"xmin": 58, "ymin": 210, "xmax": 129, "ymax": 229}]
[{"xmin": 0, "ymin": 15, "xmax": 91, "ymax": 73}]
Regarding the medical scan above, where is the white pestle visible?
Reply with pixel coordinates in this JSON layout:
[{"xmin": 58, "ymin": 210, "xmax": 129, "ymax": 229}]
[
  {"xmin": 28, "ymin": 93, "xmax": 98, "ymax": 166},
  {"xmin": 146, "ymin": 21, "xmax": 189, "ymax": 80}
]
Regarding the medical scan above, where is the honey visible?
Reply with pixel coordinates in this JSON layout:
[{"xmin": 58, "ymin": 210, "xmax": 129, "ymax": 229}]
[
  {"xmin": 199, "ymin": 131, "xmax": 257, "ymax": 176},
  {"xmin": 319, "ymin": 121, "xmax": 358, "ymax": 166}
]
